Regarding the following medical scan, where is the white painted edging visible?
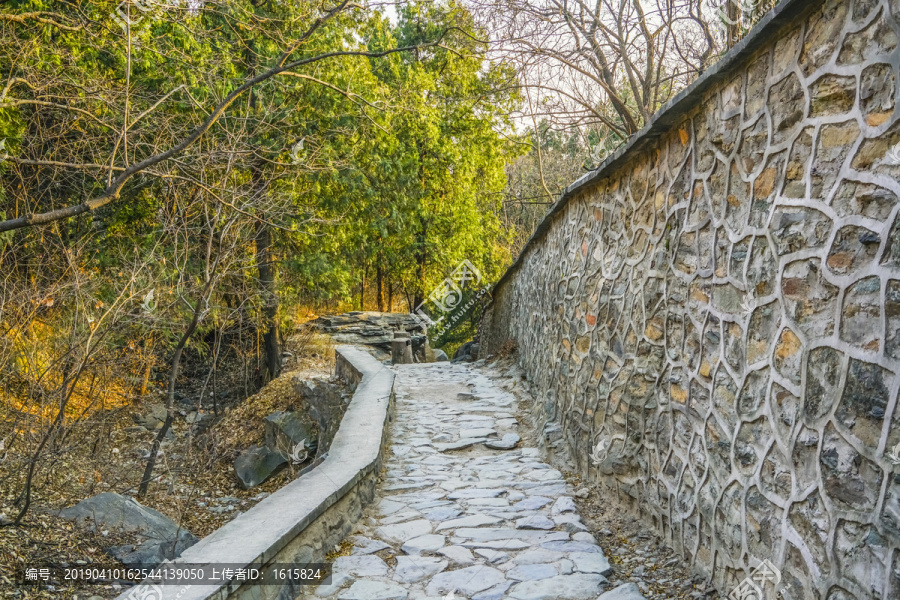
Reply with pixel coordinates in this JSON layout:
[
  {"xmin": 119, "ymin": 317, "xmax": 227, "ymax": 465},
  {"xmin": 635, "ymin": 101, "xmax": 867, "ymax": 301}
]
[{"xmin": 115, "ymin": 345, "xmax": 394, "ymax": 600}]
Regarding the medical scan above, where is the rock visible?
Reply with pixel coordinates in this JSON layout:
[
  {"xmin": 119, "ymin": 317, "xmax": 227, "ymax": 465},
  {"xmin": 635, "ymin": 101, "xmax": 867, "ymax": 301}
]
[
  {"xmin": 473, "ymin": 581, "xmax": 514, "ymax": 600},
  {"xmin": 574, "ymin": 487, "xmax": 590, "ymax": 499},
  {"xmin": 551, "ymin": 496, "xmax": 577, "ymax": 514},
  {"xmin": 459, "ymin": 427, "xmax": 497, "ymax": 439},
  {"xmin": 349, "ymin": 535, "xmax": 391, "ymax": 555},
  {"xmin": 434, "ymin": 349, "xmax": 449, "ymax": 361},
  {"xmin": 133, "ymin": 404, "xmax": 167, "ymax": 430},
  {"xmin": 508, "ymin": 563, "xmax": 558, "ymax": 581},
  {"xmin": 596, "ymin": 583, "xmax": 647, "ymax": 600},
  {"xmin": 436, "ymin": 514, "xmax": 502, "ymax": 530},
  {"xmin": 451, "ymin": 341, "xmax": 481, "ymax": 363},
  {"xmin": 570, "ymin": 552, "xmax": 613, "ymax": 576},
  {"xmin": 437, "ymin": 545, "xmax": 475, "ymax": 565},
  {"xmin": 400, "ymin": 534, "xmax": 446, "ymax": 554},
  {"xmin": 508, "ymin": 573, "xmax": 607, "ymax": 600},
  {"xmin": 333, "ymin": 555, "xmax": 389, "ymax": 577},
  {"xmin": 513, "ymin": 496, "xmax": 552, "ymax": 510},
  {"xmin": 393, "ymin": 556, "xmax": 448, "ymax": 583},
  {"xmin": 375, "ymin": 519, "xmax": 432, "ymax": 544},
  {"xmin": 58, "ymin": 493, "xmax": 196, "ymax": 567},
  {"xmin": 234, "ymin": 445, "xmax": 287, "ymax": 489},
  {"xmin": 516, "ymin": 515, "xmax": 556, "ymax": 530},
  {"xmin": 337, "ymin": 580, "xmax": 408, "ymax": 600},
  {"xmin": 435, "ymin": 438, "xmax": 486, "ymax": 452},
  {"xmin": 425, "ymin": 565, "xmax": 506, "ymax": 596},
  {"xmin": 540, "ymin": 541, "xmax": 603, "ymax": 553},
  {"xmin": 264, "ymin": 411, "xmax": 316, "ymax": 459},
  {"xmin": 423, "ymin": 506, "xmax": 462, "ymax": 521},
  {"xmin": 485, "ymin": 433, "xmax": 520, "ymax": 450},
  {"xmin": 293, "ymin": 378, "xmax": 344, "ymax": 454},
  {"xmin": 553, "ymin": 515, "xmax": 588, "ymax": 533},
  {"xmin": 475, "ymin": 548, "xmax": 509, "ymax": 563}
]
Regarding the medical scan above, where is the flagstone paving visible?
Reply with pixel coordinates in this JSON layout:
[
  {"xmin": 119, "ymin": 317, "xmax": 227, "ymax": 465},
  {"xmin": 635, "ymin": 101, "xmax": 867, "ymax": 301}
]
[{"xmin": 304, "ymin": 362, "xmax": 646, "ymax": 600}]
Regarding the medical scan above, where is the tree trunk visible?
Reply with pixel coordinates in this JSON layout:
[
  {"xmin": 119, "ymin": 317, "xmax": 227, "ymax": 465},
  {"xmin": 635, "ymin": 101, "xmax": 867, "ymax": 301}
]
[
  {"xmin": 138, "ymin": 286, "xmax": 208, "ymax": 498},
  {"xmin": 376, "ymin": 264, "xmax": 384, "ymax": 312},
  {"xmin": 255, "ymin": 219, "xmax": 280, "ymax": 384},
  {"xmin": 413, "ymin": 218, "xmax": 428, "ymax": 308},
  {"xmin": 387, "ymin": 280, "xmax": 393, "ymax": 312}
]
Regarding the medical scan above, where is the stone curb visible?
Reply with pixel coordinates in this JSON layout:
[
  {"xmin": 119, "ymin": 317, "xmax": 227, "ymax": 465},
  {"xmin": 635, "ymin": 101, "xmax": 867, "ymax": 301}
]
[{"xmin": 114, "ymin": 345, "xmax": 395, "ymax": 600}]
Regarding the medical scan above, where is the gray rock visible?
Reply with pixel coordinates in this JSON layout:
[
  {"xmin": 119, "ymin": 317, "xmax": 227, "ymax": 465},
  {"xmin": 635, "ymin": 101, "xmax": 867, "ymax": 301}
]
[
  {"xmin": 58, "ymin": 493, "xmax": 196, "ymax": 567},
  {"xmin": 460, "ymin": 539, "xmax": 532, "ymax": 550},
  {"xmin": 349, "ymin": 535, "xmax": 391, "ymax": 555},
  {"xmin": 447, "ymin": 488, "xmax": 504, "ymax": 499},
  {"xmin": 401, "ymin": 534, "xmax": 446, "ymax": 554},
  {"xmin": 508, "ymin": 563, "xmax": 558, "ymax": 581},
  {"xmin": 393, "ymin": 556, "xmax": 448, "ymax": 583},
  {"xmin": 435, "ymin": 514, "xmax": 502, "ymax": 531},
  {"xmin": 436, "ymin": 545, "xmax": 475, "ymax": 565},
  {"xmin": 377, "ymin": 499, "xmax": 406, "ymax": 516},
  {"xmin": 553, "ymin": 515, "xmax": 588, "ymax": 532},
  {"xmin": 508, "ymin": 573, "xmax": 607, "ymax": 600},
  {"xmin": 596, "ymin": 583, "xmax": 647, "ymax": 600},
  {"xmin": 475, "ymin": 548, "xmax": 509, "ymax": 563},
  {"xmin": 234, "ymin": 445, "xmax": 287, "ymax": 489},
  {"xmin": 513, "ymin": 550, "xmax": 567, "ymax": 565},
  {"xmin": 485, "ymin": 433, "xmax": 521, "ymax": 450},
  {"xmin": 570, "ymin": 552, "xmax": 613, "ymax": 576},
  {"xmin": 333, "ymin": 554, "xmax": 389, "ymax": 577},
  {"xmin": 434, "ymin": 349, "xmax": 449, "ymax": 362},
  {"xmin": 375, "ymin": 518, "xmax": 432, "ymax": 544},
  {"xmin": 425, "ymin": 565, "xmax": 506, "ymax": 596},
  {"xmin": 132, "ymin": 404, "xmax": 167, "ymax": 430},
  {"xmin": 540, "ymin": 541, "xmax": 603, "ymax": 553},
  {"xmin": 424, "ymin": 507, "xmax": 462, "ymax": 521},
  {"xmin": 472, "ymin": 581, "xmax": 514, "ymax": 600},
  {"xmin": 264, "ymin": 411, "xmax": 316, "ymax": 459},
  {"xmin": 435, "ymin": 438, "xmax": 486, "ymax": 452},
  {"xmin": 513, "ymin": 496, "xmax": 552, "ymax": 510},
  {"xmin": 337, "ymin": 580, "xmax": 408, "ymax": 600},
  {"xmin": 516, "ymin": 515, "xmax": 556, "ymax": 530},
  {"xmin": 551, "ymin": 496, "xmax": 577, "ymax": 514}
]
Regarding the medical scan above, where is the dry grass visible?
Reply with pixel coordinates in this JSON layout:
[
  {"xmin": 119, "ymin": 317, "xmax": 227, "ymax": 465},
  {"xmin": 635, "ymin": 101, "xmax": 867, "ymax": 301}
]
[{"xmin": 0, "ymin": 330, "xmax": 337, "ymax": 599}]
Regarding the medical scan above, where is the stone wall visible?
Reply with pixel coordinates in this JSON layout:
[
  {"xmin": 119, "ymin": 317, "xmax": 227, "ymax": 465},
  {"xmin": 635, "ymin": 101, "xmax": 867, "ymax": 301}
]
[{"xmin": 481, "ymin": 1, "xmax": 900, "ymax": 597}]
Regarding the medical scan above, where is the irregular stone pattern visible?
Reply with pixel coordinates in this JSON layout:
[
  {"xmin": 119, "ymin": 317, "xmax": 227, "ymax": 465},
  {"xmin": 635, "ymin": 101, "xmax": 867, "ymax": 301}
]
[
  {"xmin": 304, "ymin": 363, "xmax": 625, "ymax": 600},
  {"xmin": 483, "ymin": 2, "xmax": 900, "ymax": 598}
]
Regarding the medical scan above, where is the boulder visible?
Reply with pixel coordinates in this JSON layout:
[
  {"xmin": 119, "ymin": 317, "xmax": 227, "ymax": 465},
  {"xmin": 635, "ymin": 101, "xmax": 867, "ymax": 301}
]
[
  {"xmin": 132, "ymin": 404, "xmax": 167, "ymax": 430},
  {"xmin": 451, "ymin": 341, "xmax": 480, "ymax": 363},
  {"xmin": 59, "ymin": 493, "xmax": 197, "ymax": 567},
  {"xmin": 294, "ymin": 378, "xmax": 344, "ymax": 455},
  {"xmin": 434, "ymin": 349, "xmax": 449, "ymax": 362},
  {"xmin": 234, "ymin": 445, "xmax": 287, "ymax": 488},
  {"xmin": 264, "ymin": 411, "xmax": 316, "ymax": 459}
]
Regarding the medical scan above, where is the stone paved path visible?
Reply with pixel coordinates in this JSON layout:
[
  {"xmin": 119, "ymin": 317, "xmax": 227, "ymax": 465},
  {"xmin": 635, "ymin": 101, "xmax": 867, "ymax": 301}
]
[{"xmin": 306, "ymin": 362, "xmax": 646, "ymax": 600}]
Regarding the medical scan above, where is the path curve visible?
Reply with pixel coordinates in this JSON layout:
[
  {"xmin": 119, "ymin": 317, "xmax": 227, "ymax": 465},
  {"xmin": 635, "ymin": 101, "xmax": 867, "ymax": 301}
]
[{"xmin": 305, "ymin": 362, "xmax": 646, "ymax": 600}]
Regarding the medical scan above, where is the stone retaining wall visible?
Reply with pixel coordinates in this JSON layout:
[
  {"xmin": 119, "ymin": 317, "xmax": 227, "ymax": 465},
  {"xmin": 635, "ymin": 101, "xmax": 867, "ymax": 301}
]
[
  {"xmin": 481, "ymin": 1, "xmax": 900, "ymax": 597},
  {"xmin": 115, "ymin": 346, "xmax": 394, "ymax": 600}
]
